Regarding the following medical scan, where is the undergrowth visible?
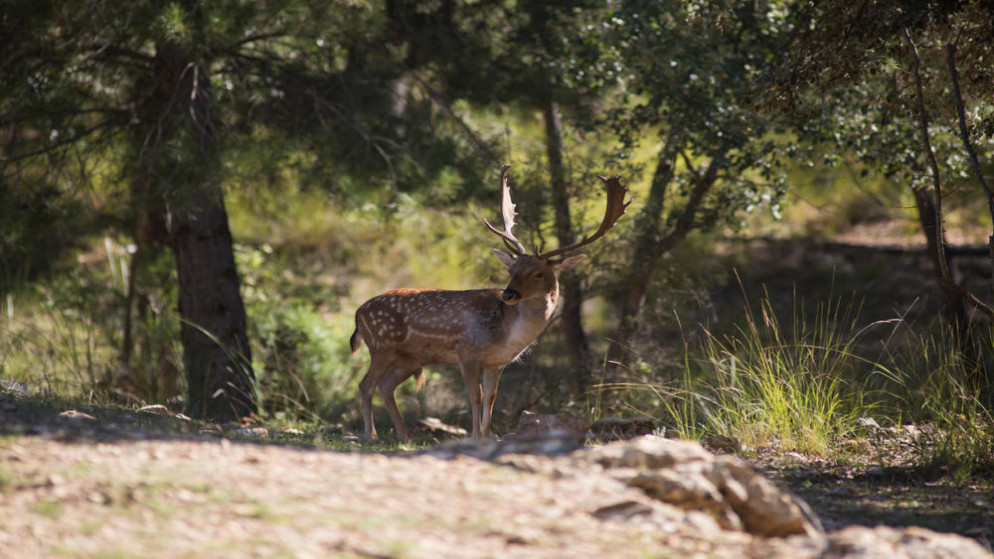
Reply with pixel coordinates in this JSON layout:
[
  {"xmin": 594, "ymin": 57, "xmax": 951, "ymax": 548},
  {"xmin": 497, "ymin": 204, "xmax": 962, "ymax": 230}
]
[{"xmin": 607, "ymin": 292, "xmax": 994, "ymax": 477}]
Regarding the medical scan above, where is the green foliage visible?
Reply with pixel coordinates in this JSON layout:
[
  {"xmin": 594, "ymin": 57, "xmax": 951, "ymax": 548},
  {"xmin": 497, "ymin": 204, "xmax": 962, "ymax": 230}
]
[
  {"xmin": 654, "ymin": 294, "xmax": 874, "ymax": 455},
  {"xmin": 603, "ymin": 0, "xmax": 794, "ymax": 222},
  {"xmin": 252, "ymin": 301, "xmax": 357, "ymax": 421},
  {"xmin": 0, "ymin": 181, "xmax": 93, "ymax": 292}
]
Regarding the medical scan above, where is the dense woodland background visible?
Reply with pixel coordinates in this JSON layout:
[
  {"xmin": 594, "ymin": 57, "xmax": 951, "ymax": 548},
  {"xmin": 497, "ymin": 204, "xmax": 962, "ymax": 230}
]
[{"xmin": 3, "ymin": 0, "xmax": 994, "ymax": 473}]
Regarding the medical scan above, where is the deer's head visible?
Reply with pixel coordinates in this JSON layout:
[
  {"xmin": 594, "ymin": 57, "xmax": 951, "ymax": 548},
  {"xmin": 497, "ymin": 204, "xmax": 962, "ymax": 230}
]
[{"xmin": 484, "ymin": 165, "xmax": 629, "ymax": 306}]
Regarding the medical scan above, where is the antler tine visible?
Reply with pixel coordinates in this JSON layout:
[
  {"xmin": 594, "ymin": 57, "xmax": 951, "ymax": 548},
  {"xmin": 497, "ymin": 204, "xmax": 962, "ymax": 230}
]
[
  {"xmin": 483, "ymin": 165, "xmax": 527, "ymax": 255},
  {"xmin": 540, "ymin": 175, "xmax": 630, "ymax": 259}
]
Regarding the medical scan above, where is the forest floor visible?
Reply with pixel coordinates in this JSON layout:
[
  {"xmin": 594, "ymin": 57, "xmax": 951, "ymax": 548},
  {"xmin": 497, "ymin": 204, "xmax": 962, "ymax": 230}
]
[{"xmin": 0, "ymin": 395, "xmax": 992, "ymax": 558}]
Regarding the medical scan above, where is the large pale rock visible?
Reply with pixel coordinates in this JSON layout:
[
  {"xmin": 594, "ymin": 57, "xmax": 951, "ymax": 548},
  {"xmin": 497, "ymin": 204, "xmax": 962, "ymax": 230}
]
[
  {"xmin": 583, "ymin": 436, "xmax": 712, "ymax": 469},
  {"xmin": 822, "ymin": 525, "xmax": 992, "ymax": 559},
  {"xmin": 423, "ymin": 433, "xmax": 990, "ymax": 559},
  {"xmin": 579, "ymin": 437, "xmax": 822, "ymax": 538}
]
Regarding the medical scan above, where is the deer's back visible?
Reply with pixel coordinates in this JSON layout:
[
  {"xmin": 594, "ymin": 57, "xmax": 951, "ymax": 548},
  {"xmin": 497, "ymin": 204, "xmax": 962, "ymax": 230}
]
[{"xmin": 355, "ymin": 288, "xmax": 507, "ymax": 361}]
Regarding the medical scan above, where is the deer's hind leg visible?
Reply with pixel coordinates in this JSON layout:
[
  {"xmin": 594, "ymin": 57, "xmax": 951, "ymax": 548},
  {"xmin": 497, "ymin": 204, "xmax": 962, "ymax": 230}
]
[
  {"xmin": 359, "ymin": 353, "xmax": 393, "ymax": 441},
  {"xmin": 377, "ymin": 366, "xmax": 421, "ymax": 442}
]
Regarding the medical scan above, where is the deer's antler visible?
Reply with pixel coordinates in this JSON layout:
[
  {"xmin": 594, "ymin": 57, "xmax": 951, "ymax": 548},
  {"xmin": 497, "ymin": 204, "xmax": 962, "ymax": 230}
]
[
  {"xmin": 483, "ymin": 165, "xmax": 527, "ymax": 255},
  {"xmin": 539, "ymin": 175, "xmax": 630, "ymax": 259}
]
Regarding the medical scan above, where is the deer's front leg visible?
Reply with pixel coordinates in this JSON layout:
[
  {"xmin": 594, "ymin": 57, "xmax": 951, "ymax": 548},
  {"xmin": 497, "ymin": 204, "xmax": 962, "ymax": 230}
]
[
  {"xmin": 458, "ymin": 357, "xmax": 483, "ymax": 439},
  {"xmin": 481, "ymin": 366, "xmax": 504, "ymax": 439}
]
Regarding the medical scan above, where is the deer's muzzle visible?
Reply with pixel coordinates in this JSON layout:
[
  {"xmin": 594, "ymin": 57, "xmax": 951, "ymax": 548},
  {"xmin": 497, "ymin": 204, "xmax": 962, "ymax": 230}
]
[{"xmin": 500, "ymin": 288, "xmax": 521, "ymax": 305}]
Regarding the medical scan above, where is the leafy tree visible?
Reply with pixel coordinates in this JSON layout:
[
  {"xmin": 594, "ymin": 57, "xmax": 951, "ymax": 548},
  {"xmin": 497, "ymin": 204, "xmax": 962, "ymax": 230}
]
[
  {"xmin": 763, "ymin": 0, "xmax": 994, "ymax": 389},
  {"xmin": 2, "ymin": 1, "xmax": 261, "ymax": 419},
  {"xmin": 601, "ymin": 0, "xmax": 792, "ymax": 364}
]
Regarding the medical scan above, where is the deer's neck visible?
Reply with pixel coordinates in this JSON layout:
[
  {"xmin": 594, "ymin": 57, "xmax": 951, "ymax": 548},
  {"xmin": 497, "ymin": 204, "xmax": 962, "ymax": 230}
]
[{"xmin": 502, "ymin": 280, "xmax": 559, "ymax": 340}]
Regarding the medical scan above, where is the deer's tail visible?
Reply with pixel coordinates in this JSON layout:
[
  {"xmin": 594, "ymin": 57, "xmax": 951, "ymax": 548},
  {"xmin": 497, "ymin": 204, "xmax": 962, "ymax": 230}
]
[
  {"xmin": 349, "ymin": 327, "xmax": 362, "ymax": 355},
  {"xmin": 414, "ymin": 370, "xmax": 426, "ymax": 392}
]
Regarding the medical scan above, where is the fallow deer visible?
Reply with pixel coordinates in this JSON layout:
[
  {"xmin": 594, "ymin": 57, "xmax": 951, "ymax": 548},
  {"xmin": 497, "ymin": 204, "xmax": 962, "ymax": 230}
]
[{"xmin": 350, "ymin": 165, "xmax": 629, "ymax": 441}]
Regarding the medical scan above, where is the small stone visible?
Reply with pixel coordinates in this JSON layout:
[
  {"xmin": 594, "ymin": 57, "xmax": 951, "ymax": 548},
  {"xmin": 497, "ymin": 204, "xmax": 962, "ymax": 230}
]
[
  {"xmin": 856, "ymin": 417, "xmax": 881, "ymax": 430},
  {"xmin": 58, "ymin": 410, "xmax": 96, "ymax": 421},
  {"xmin": 138, "ymin": 405, "xmax": 169, "ymax": 415},
  {"xmin": 701, "ymin": 434, "xmax": 740, "ymax": 453}
]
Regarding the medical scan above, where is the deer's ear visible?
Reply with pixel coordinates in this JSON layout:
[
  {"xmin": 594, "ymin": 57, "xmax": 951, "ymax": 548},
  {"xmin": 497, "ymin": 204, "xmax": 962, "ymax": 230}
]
[
  {"xmin": 551, "ymin": 254, "xmax": 585, "ymax": 272},
  {"xmin": 492, "ymin": 248, "xmax": 517, "ymax": 268}
]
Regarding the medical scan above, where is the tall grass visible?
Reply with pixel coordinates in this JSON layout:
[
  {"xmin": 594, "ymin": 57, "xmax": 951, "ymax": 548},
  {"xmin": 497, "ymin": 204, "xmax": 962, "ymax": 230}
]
[
  {"xmin": 616, "ymin": 291, "xmax": 994, "ymax": 475},
  {"xmin": 670, "ymin": 293, "xmax": 879, "ymax": 455},
  {"xmin": 878, "ymin": 324, "xmax": 994, "ymax": 478}
]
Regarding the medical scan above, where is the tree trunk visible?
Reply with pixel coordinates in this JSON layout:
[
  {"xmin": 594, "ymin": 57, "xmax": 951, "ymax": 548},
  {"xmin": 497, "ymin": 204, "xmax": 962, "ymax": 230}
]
[
  {"xmin": 904, "ymin": 33, "xmax": 983, "ymax": 383},
  {"xmin": 169, "ymin": 186, "xmax": 255, "ymax": 421},
  {"xmin": 608, "ymin": 136, "xmax": 723, "ymax": 368},
  {"xmin": 912, "ymin": 187, "xmax": 980, "ymax": 373},
  {"xmin": 129, "ymin": 35, "xmax": 256, "ymax": 421},
  {"xmin": 607, "ymin": 135, "xmax": 679, "ymax": 365},
  {"xmin": 542, "ymin": 98, "xmax": 591, "ymax": 388}
]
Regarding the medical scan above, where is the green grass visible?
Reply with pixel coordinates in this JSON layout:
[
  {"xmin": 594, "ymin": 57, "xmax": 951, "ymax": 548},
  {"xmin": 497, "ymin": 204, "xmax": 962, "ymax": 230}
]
[
  {"xmin": 610, "ymin": 290, "xmax": 994, "ymax": 475},
  {"xmin": 633, "ymin": 293, "xmax": 876, "ymax": 455}
]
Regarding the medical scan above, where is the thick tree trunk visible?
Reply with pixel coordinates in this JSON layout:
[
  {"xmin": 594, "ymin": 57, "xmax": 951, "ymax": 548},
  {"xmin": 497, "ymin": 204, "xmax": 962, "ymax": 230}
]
[
  {"xmin": 169, "ymin": 187, "xmax": 255, "ymax": 421},
  {"xmin": 171, "ymin": 44, "xmax": 255, "ymax": 421},
  {"xmin": 542, "ymin": 98, "xmax": 592, "ymax": 388},
  {"xmin": 128, "ymin": 37, "xmax": 256, "ymax": 421}
]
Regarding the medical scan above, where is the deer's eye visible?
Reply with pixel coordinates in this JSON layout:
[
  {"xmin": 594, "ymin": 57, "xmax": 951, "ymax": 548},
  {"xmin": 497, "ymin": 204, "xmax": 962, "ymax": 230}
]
[{"xmin": 535, "ymin": 272, "xmax": 545, "ymax": 279}]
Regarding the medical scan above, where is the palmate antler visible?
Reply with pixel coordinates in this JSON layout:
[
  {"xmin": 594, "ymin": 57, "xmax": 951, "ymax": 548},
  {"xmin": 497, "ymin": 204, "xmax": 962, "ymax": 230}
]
[
  {"xmin": 484, "ymin": 166, "xmax": 630, "ymax": 259},
  {"xmin": 483, "ymin": 165, "xmax": 527, "ymax": 255},
  {"xmin": 540, "ymin": 175, "xmax": 630, "ymax": 259}
]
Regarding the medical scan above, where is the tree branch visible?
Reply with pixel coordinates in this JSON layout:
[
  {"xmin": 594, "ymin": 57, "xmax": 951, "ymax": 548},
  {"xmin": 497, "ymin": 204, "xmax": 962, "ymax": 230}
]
[
  {"xmin": 946, "ymin": 42, "xmax": 994, "ymax": 274},
  {"xmin": 657, "ymin": 154, "xmax": 724, "ymax": 253},
  {"xmin": 1, "ymin": 120, "xmax": 116, "ymax": 162},
  {"xmin": 904, "ymin": 28, "xmax": 951, "ymax": 280},
  {"xmin": 905, "ymin": 29, "xmax": 994, "ymax": 321}
]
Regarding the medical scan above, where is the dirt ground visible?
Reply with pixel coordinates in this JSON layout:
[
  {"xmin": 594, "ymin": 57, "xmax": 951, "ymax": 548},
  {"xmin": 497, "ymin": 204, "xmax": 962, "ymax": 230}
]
[
  {"xmin": 1, "ymin": 400, "xmax": 992, "ymax": 559},
  {"xmin": 0, "ymin": 409, "xmax": 784, "ymax": 559}
]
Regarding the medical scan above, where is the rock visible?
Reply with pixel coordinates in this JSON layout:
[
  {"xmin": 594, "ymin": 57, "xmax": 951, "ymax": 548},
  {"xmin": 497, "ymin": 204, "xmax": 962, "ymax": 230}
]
[
  {"xmin": 231, "ymin": 427, "xmax": 269, "ymax": 438},
  {"xmin": 822, "ymin": 525, "xmax": 993, "ymax": 559},
  {"xmin": 702, "ymin": 433, "xmax": 741, "ymax": 453},
  {"xmin": 856, "ymin": 417, "xmax": 881, "ymax": 431},
  {"xmin": 628, "ymin": 465, "xmax": 741, "ymax": 530},
  {"xmin": 588, "ymin": 416, "xmax": 655, "ymax": 441},
  {"xmin": 708, "ymin": 458, "xmax": 823, "ymax": 538},
  {"xmin": 0, "ymin": 379, "xmax": 29, "ymax": 399},
  {"xmin": 428, "ymin": 429, "xmax": 585, "ymax": 461},
  {"xmin": 582, "ymin": 436, "xmax": 712, "ymax": 469},
  {"xmin": 58, "ymin": 410, "xmax": 96, "ymax": 421},
  {"xmin": 138, "ymin": 404, "xmax": 169, "ymax": 415},
  {"xmin": 590, "ymin": 500, "xmax": 655, "ymax": 521},
  {"xmin": 578, "ymin": 437, "xmax": 823, "ymax": 539}
]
